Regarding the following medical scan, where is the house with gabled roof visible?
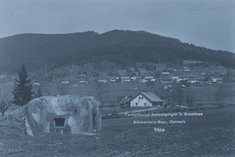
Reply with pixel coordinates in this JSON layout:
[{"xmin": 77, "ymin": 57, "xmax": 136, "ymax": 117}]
[{"xmin": 130, "ymin": 92, "xmax": 163, "ymax": 107}]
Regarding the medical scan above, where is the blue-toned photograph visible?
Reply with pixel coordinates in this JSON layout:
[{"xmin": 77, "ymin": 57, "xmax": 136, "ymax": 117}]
[{"xmin": 0, "ymin": 0, "xmax": 235, "ymax": 156}]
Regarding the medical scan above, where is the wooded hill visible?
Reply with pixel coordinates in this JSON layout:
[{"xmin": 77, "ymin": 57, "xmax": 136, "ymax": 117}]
[{"xmin": 0, "ymin": 30, "xmax": 234, "ymax": 72}]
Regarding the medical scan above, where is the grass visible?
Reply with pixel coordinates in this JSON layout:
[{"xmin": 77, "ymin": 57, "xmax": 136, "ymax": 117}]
[
  {"xmin": 1, "ymin": 80, "xmax": 235, "ymax": 106},
  {"xmin": 41, "ymin": 82, "xmax": 235, "ymax": 106},
  {"xmin": 1, "ymin": 106, "xmax": 235, "ymax": 157}
]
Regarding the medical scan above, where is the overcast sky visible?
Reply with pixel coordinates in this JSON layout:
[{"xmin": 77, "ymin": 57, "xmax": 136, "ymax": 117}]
[{"xmin": 0, "ymin": 0, "xmax": 234, "ymax": 52}]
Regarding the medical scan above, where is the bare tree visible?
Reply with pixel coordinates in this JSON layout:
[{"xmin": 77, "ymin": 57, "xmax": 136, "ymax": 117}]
[
  {"xmin": 55, "ymin": 81, "xmax": 67, "ymax": 96},
  {"xmin": 185, "ymin": 88, "xmax": 194, "ymax": 107},
  {"xmin": 145, "ymin": 81, "xmax": 155, "ymax": 91},
  {"xmin": 171, "ymin": 83, "xmax": 185, "ymax": 105},
  {"xmin": 0, "ymin": 98, "xmax": 11, "ymax": 117},
  {"xmin": 224, "ymin": 68, "xmax": 232, "ymax": 82},
  {"xmin": 37, "ymin": 67, "xmax": 48, "ymax": 94},
  {"xmin": 93, "ymin": 80, "xmax": 109, "ymax": 103},
  {"xmin": 214, "ymin": 84, "xmax": 225, "ymax": 105},
  {"xmin": 33, "ymin": 63, "xmax": 50, "ymax": 97}
]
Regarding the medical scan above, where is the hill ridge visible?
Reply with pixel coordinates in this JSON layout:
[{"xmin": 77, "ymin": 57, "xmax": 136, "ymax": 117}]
[{"xmin": 0, "ymin": 30, "xmax": 234, "ymax": 72}]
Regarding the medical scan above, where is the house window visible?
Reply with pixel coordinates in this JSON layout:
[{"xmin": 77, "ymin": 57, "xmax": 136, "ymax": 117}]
[
  {"xmin": 54, "ymin": 118, "xmax": 65, "ymax": 128},
  {"xmin": 136, "ymin": 103, "xmax": 138, "ymax": 106},
  {"xmin": 144, "ymin": 102, "xmax": 146, "ymax": 106}
]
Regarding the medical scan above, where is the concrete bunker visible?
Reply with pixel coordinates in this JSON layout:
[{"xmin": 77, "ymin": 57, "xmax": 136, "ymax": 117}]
[{"xmin": 25, "ymin": 95, "xmax": 102, "ymax": 136}]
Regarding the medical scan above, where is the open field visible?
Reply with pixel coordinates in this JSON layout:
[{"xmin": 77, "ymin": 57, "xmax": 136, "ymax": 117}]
[
  {"xmin": 57, "ymin": 82, "xmax": 235, "ymax": 105},
  {"xmin": 23, "ymin": 81, "xmax": 233, "ymax": 105},
  {"xmin": 1, "ymin": 75, "xmax": 235, "ymax": 106},
  {"xmin": 1, "ymin": 106, "xmax": 235, "ymax": 157}
]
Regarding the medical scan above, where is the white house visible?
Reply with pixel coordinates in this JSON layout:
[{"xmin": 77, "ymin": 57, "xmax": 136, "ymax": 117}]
[
  {"xmin": 140, "ymin": 79, "xmax": 148, "ymax": 83},
  {"xmin": 162, "ymin": 72, "xmax": 170, "ymax": 75},
  {"xmin": 130, "ymin": 92, "xmax": 163, "ymax": 107},
  {"xmin": 98, "ymin": 79, "xmax": 108, "ymax": 83},
  {"xmin": 61, "ymin": 81, "xmax": 70, "ymax": 84},
  {"xmin": 144, "ymin": 76, "xmax": 154, "ymax": 79},
  {"xmin": 121, "ymin": 79, "xmax": 131, "ymax": 83},
  {"xmin": 33, "ymin": 82, "xmax": 41, "ymax": 86}
]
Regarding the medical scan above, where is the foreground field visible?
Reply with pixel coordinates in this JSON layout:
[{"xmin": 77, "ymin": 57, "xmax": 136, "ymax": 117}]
[{"xmin": 1, "ymin": 107, "xmax": 235, "ymax": 157}]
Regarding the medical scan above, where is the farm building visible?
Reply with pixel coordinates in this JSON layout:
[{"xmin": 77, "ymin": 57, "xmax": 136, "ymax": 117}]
[
  {"xmin": 130, "ymin": 92, "xmax": 163, "ymax": 107},
  {"xmin": 25, "ymin": 95, "xmax": 102, "ymax": 136}
]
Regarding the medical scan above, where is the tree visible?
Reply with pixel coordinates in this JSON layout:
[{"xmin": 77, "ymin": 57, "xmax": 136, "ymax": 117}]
[
  {"xmin": 203, "ymin": 73, "xmax": 210, "ymax": 83},
  {"xmin": 12, "ymin": 65, "xmax": 33, "ymax": 106},
  {"xmin": 185, "ymin": 88, "xmax": 194, "ymax": 106},
  {"xmin": 224, "ymin": 68, "xmax": 231, "ymax": 82},
  {"xmin": 214, "ymin": 84, "xmax": 225, "ymax": 104},
  {"xmin": 55, "ymin": 81, "xmax": 67, "ymax": 95},
  {"xmin": 146, "ymin": 81, "xmax": 155, "ymax": 91},
  {"xmin": 33, "ymin": 64, "xmax": 50, "ymax": 97},
  {"xmin": 0, "ymin": 98, "xmax": 10, "ymax": 117},
  {"xmin": 186, "ymin": 96, "xmax": 194, "ymax": 106},
  {"xmin": 171, "ymin": 83, "xmax": 185, "ymax": 105},
  {"xmin": 93, "ymin": 79, "xmax": 109, "ymax": 103}
]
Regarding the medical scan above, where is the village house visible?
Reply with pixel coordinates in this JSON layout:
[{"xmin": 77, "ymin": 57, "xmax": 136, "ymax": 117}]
[
  {"xmin": 98, "ymin": 79, "xmax": 108, "ymax": 83},
  {"xmin": 61, "ymin": 80, "xmax": 70, "ymax": 84},
  {"xmin": 144, "ymin": 76, "xmax": 154, "ymax": 80},
  {"xmin": 130, "ymin": 92, "xmax": 163, "ymax": 107}
]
